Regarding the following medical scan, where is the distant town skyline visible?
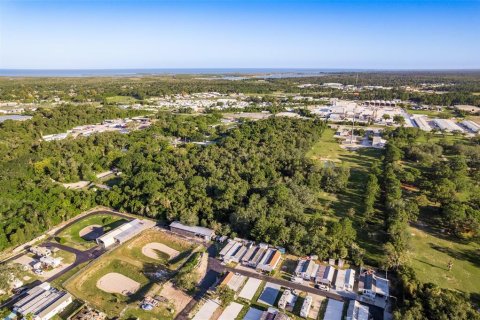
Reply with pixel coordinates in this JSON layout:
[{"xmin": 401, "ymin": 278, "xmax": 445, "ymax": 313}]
[{"xmin": 1, "ymin": 0, "xmax": 479, "ymax": 69}]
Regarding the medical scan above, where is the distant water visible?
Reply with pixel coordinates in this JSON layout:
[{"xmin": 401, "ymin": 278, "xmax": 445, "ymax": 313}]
[{"xmin": 0, "ymin": 68, "xmax": 368, "ymax": 78}]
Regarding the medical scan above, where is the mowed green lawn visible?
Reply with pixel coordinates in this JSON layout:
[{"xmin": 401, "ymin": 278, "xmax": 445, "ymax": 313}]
[
  {"xmin": 409, "ymin": 226, "xmax": 480, "ymax": 295},
  {"xmin": 105, "ymin": 95, "xmax": 138, "ymax": 104},
  {"xmin": 56, "ymin": 214, "xmax": 128, "ymax": 250},
  {"xmin": 306, "ymin": 128, "xmax": 385, "ymax": 264}
]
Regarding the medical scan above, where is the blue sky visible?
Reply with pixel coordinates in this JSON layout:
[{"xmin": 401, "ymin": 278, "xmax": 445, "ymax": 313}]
[{"xmin": 0, "ymin": 0, "xmax": 479, "ymax": 69}]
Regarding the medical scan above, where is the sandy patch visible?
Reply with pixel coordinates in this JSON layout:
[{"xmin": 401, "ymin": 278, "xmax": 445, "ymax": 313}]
[
  {"xmin": 79, "ymin": 224, "xmax": 104, "ymax": 240},
  {"xmin": 96, "ymin": 272, "xmax": 140, "ymax": 296},
  {"xmin": 62, "ymin": 181, "xmax": 90, "ymax": 189},
  {"xmin": 142, "ymin": 242, "xmax": 179, "ymax": 260},
  {"xmin": 309, "ymin": 294, "xmax": 326, "ymax": 319},
  {"xmin": 159, "ymin": 281, "xmax": 192, "ymax": 315}
]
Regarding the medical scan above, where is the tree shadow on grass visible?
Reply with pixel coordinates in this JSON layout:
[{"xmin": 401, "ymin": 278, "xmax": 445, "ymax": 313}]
[{"xmin": 430, "ymin": 243, "xmax": 480, "ymax": 268}]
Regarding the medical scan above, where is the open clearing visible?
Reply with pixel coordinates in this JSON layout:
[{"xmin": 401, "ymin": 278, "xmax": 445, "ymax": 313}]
[
  {"xmin": 159, "ymin": 281, "xmax": 192, "ymax": 316},
  {"xmin": 142, "ymin": 242, "xmax": 179, "ymax": 260},
  {"xmin": 409, "ymin": 225, "xmax": 480, "ymax": 295},
  {"xmin": 306, "ymin": 127, "xmax": 385, "ymax": 265},
  {"xmin": 79, "ymin": 224, "xmax": 103, "ymax": 240},
  {"xmin": 97, "ymin": 272, "xmax": 140, "ymax": 295},
  {"xmin": 56, "ymin": 213, "xmax": 127, "ymax": 250}
]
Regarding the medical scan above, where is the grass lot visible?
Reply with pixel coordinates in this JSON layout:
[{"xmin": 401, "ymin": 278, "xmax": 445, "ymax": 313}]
[
  {"xmin": 105, "ymin": 95, "xmax": 138, "ymax": 104},
  {"xmin": 407, "ymin": 108, "xmax": 456, "ymax": 118},
  {"xmin": 55, "ymin": 214, "xmax": 127, "ymax": 250},
  {"xmin": 409, "ymin": 225, "xmax": 480, "ymax": 296},
  {"xmin": 276, "ymin": 256, "xmax": 298, "ymax": 281},
  {"xmin": 306, "ymin": 128, "xmax": 385, "ymax": 264}
]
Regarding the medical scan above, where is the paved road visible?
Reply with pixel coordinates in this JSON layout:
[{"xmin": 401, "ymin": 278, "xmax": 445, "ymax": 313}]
[{"xmin": 208, "ymin": 258, "xmax": 345, "ymax": 302}]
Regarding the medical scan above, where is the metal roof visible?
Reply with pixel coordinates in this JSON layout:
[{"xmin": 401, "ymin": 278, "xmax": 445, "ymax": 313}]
[{"xmin": 169, "ymin": 221, "xmax": 215, "ymax": 237}]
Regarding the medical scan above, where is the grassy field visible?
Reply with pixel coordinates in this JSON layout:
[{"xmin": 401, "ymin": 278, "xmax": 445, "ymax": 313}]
[
  {"xmin": 105, "ymin": 95, "xmax": 138, "ymax": 104},
  {"xmin": 306, "ymin": 128, "xmax": 385, "ymax": 264},
  {"xmin": 55, "ymin": 214, "xmax": 127, "ymax": 250},
  {"xmin": 409, "ymin": 225, "xmax": 480, "ymax": 296}
]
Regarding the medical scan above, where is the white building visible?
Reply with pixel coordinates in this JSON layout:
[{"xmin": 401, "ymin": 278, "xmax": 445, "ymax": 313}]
[
  {"xmin": 295, "ymin": 259, "xmax": 319, "ymax": 280},
  {"xmin": 300, "ymin": 295, "xmax": 312, "ymax": 318},
  {"xmin": 13, "ymin": 282, "xmax": 73, "ymax": 320},
  {"xmin": 30, "ymin": 246, "xmax": 51, "ymax": 258},
  {"xmin": 96, "ymin": 219, "xmax": 153, "ymax": 248},
  {"xmin": 460, "ymin": 120, "xmax": 480, "ymax": 133},
  {"xmin": 335, "ymin": 269, "xmax": 356, "ymax": 291},
  {"xmin": 40, "ymin": 256, "xmax": 61, "ymax": 268},
  {"xmin": 278, "ymin": 290, "xmax": 295, "ymax": 310}
]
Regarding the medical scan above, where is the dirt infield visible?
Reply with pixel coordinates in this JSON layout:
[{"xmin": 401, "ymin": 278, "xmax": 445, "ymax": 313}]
[
  {"xmin": 142, "ymin": 242, "xmax": 180, "ymax": 260},
  {"xmin": 79, "ymin": 224, "xmax": 104, "ymax": 241},
  {"xmin": 96, "ymin": 272, "xmax": 141, "ymax": 295}
]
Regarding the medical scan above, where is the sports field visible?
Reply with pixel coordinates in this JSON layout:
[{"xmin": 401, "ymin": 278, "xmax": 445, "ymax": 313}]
[
  {"xmin": 64, "ymin": 229, "xmax": 197, "ymax": 317},
  {"xmin": 55, "ymin": 214, "xmax": 127, "ymax": 249}
]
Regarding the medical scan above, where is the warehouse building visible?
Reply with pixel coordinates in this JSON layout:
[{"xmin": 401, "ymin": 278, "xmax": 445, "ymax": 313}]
[
  {"xmin": 13, "ymin": 282, "xmax": 73, "ymax": 320},
  {"xmin": 460, "ymin": 120, "xmax": 480, "ymax": 133},
  {"xmin": 169, "ymin": 221, "xmax": 215, "ymax": 241},
  {"xmin": 96, "ymin": 219, "xmax": 153, "ymax": 248}
]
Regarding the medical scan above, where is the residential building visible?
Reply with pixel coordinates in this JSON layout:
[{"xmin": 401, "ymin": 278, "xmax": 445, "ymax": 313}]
[
  {"xmin": 256, "ymin": 249, "xmax": 281, "ymax": 272},
  {"xmin": 346, "ymin": 300, "xmax": 369, "ymax": 320},
  {"xmin": 300, "ymin": 295, "xmax": 312, "ymax": 318},
  {"xmin": 294, "ymin": 259, "xmax": 319, "ymax": 280},
  {"xmin": 315, "ymin": 265, "xmax": 335, "ymax": 289}
]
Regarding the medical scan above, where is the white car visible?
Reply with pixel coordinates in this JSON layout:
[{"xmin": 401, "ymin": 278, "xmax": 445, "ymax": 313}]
[{"xmin": 34, "ymin": 269, "xmax": 43, "ymax": 275}]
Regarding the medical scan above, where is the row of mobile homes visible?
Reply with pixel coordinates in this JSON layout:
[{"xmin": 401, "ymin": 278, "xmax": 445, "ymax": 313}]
[{"xmin": 295, "ymin": 259, "xmax": 319, "ymax": 281}]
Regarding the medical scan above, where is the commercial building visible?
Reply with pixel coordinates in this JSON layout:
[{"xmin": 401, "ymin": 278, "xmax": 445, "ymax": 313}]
[
  {"xmin": 13, "ymin": 282, "xmax": 73, "ymax": 320},
  {"xmin": 169, "ymin": 221, "xmax": 215, "ymax": 241},
  {"xmin": 432, "ymin": 119, "xmax": 464, "ymax": 132},
  {"xmin": 346, "ymin": 300, "xmax": 369, "ymax": 320},
  {"xmin": 412, "ymin": 116, "xmax": 432, "ymax": 131},
  {"xmin": 97, "ymin": 219, "xmax": 152, "ymax": 248}
]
